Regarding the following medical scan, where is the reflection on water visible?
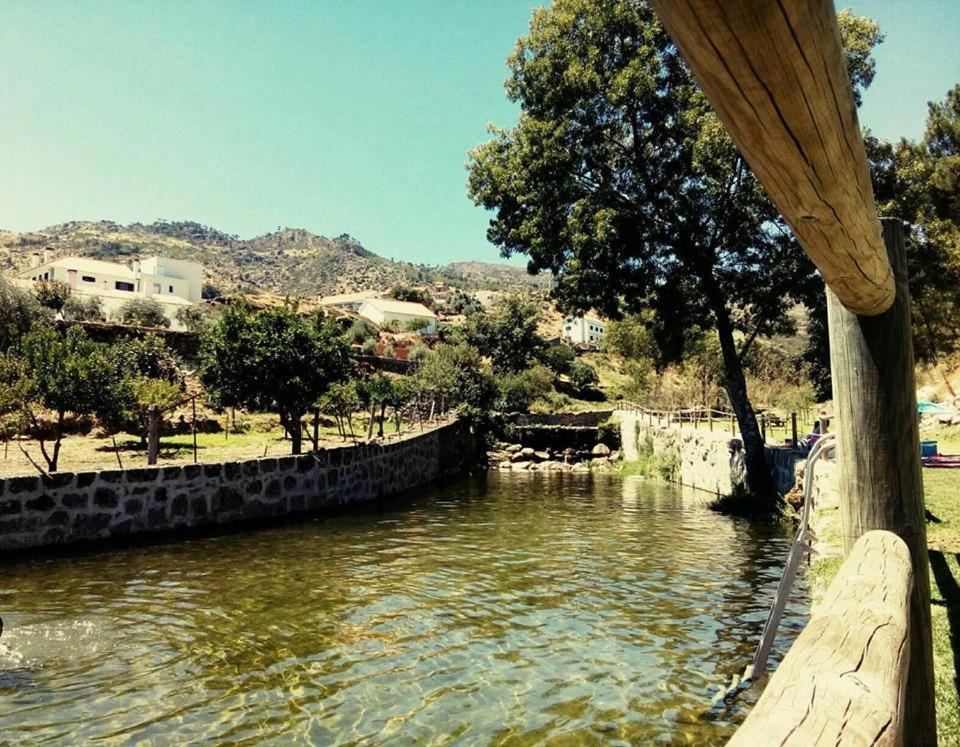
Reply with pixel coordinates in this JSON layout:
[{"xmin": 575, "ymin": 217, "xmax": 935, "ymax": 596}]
[{"xmin": 0, "ymin": 471, "xmax": 808, "ymax": 744}]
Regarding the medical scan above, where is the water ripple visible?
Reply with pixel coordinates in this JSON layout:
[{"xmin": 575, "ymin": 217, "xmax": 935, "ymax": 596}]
[{"xmin": 0, "ymin": 471, "xmax": 808, "ymax": 744}]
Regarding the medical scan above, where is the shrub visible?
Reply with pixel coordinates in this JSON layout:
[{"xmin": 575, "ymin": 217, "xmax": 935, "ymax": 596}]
[
  {"xmin": 347, "ymin": 319, "xmax": 377, "ymax": 343},
  {"xmin": 597, "ymin": 420, "xmax": 621, "ymax": 449},
  {"xmin": 568, "ymin": 360, "xmax": 599, "ymax": 391},
  {"xmin": 0, "ymin": 275, "xmax": 46, "ymax": 351},
  {"xmin": 361, "ymin": 338, "xmax": 379, "ymax": 356},
  {"xmin": 175, "ymin": 304, "xmax": 212, "ymax": 333},
  {"xmin": 408, "ymin": 344, "xmax": 430, "ymax": 363},
  {"xmin": 541, "ymin": 343, "xmax": 576, "ymax": 375},
  {"xmin": 117, "ymin": 297, "xmax": 170, "ymax": 328},
  {"xmin": 63, "ymin": 294, "xmax": 105, "ymax": 322},
  {"xmin": 496, "ymin": 365, "xmax": 553, "ymax": 412}
]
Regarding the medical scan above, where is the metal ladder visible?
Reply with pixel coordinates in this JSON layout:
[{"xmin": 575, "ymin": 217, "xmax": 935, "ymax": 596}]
[{"xmin": 742, "ymin": 432, "xmax": 836, "ymax": 683}]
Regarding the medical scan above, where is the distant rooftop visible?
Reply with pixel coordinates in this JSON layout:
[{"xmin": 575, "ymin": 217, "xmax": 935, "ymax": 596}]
[{"xmin": 361, "ymin": 298, "xmax": 436, "ymax": 317}]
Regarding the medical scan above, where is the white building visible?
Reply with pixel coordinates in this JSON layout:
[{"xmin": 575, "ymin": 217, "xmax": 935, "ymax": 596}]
[
  {"xmin": 317, "ymin": 290, "xmax": 382, "ymax": 311},
  {"xmin": 357, "ymin": 298, "xmax": 437, "ymax": 334},
  {"xmin": 563, "ymin": 315, "xmax": 606, "ymax": 346},
  {"xmin": 15, "ymin": 252, "xmax": 203, "ymax": 330}
]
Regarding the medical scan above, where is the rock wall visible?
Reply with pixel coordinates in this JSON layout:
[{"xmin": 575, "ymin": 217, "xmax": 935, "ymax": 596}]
[
  {"xmin": 0, "ymin": 420, "xmax": 478, "ymax": 553},
  {"xmin": 505, "ymin": 410, "xmax": 614, "ymax": 427},
  {"xmin": 616, "ymin": 410, "xmax": 840, "ymax": 549}
]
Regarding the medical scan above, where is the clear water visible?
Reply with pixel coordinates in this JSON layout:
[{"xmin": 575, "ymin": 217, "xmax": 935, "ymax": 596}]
[{"xmin": 0, "ymin": 471, "xmax": 808, "ymax": 745}]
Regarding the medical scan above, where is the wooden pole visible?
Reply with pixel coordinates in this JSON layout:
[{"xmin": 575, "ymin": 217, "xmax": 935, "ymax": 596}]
[
  {"xmin": 191, "ymin": 397, "xmax": 198, "ymax": 463},
  {"xmin": 649, "ymin": 0, "xmax": 894, "ymax": 315},
  {"xmin": 147, "ymin": 404, "xmax": 159, "ymax": 466},
  {"xmin": 791, "ymin": 412, "xmax": 798, "ymax": 448},
  {"xmin": 826, "ymin": 218, "xmax": 936, "ymax": 744},
  {"xmin": 708, "ymin": 409, "xmax": 713, "ymax": 431},
  {"xmin": 760, "ymin": 414, "xmax": 766, "ymax": 444}
]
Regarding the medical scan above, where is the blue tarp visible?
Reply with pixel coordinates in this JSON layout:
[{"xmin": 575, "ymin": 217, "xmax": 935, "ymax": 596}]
[{"xmin": 917, "ymin": 401, "xmax": 953, "ymax": 415}]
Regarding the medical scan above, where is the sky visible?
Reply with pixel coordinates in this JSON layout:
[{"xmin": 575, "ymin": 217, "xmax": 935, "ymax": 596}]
[{"xmin": 0, "ymin": 1, "xmax": 957, "ymax": 266}]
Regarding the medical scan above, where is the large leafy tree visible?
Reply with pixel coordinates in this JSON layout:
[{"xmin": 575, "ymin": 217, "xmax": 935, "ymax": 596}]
[
  {"xmin": 465, "ymin": 292, "xmax": 546, "ymax": 375},
  {"xmin": 199, "ymin": 303, "xmax": 352, "ymax": 454},
  {"xmin": 467, "ymin": 0, "xmax": 880, "ymax": 503},
  {"xmin": 865, "ymin": 85, "xmax": 960, "ymax": 366}
]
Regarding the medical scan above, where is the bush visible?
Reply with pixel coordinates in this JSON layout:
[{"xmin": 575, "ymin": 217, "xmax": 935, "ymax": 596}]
[
  {"xmin": 405, "ymin": 318, "xmax": 431, "ymax": 333},
  {"xmin": 541, "ymin": 343, "xmax": 576, "ymax": 375},
  {"xmin": 117, "ymin": 298, "xmax": 170, "ymax": 328},
  {"xmin": 175, "ymin": 304, "xmax": 211, "ymax": 333},
  {"xmin": 361, "ymin": 338, "xmax": 378, "ymax": 356},
  {"xmin": 496, "ymin": 365, "xmax": 553, "ymax": 412},
  {"xmin": 568, "ymin": 360, "xmax": 598, "ymax": 391},
  {"xmin": 347, "ymin": 319, "xmax": 377, "ymax": 343},
  {"xmin": 63, "ymin": 294, "xmax": 105, "ymax": 322},
  {"xmin": 0, "ymin": 275, "xmax": 46, "ymax": 351},
  {"xmin": 596, "ymin": 420, "xmax": 621, "ymax": 449},
  {"xmin": 408, "ymin": 344, "xmax": 430, "ymax": 363}
]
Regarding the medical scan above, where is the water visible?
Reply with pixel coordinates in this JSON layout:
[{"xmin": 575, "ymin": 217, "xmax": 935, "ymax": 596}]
[{"xmin": 0, "ymin": 472, "xmax": 808, "ymax": 745}]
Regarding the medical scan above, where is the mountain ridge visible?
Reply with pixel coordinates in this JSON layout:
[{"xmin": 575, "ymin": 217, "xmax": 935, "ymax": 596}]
[{"xmin": 0, "ymin": 220, "xmax": 545, "ymax": 297}]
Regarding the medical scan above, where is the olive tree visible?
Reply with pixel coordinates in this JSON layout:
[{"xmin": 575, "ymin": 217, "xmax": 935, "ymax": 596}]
[{"xmin": 198, "ymin": 302, "xmax": 352, "ymax": 454}]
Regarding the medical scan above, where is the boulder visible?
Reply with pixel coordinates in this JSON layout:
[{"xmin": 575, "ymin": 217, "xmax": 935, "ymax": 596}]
[
  {"xmin": 506, "ymin": 444, "xmax": 523, "ymax": 454},
  {"xmin": 499, "ymin": 461, "xmax": 512, "ymax": 470},
  {"xmin": 520, "ymin": 447, "xmax": 536, "ymax": 458},
  {"xmin": 591, "ymin": 443, "xmax": 612, "ymax": 457},
  {"xmin": 512, "ymin": 461, "xmax": 532, "ymax": 470},
  {"xmin": 510, "ymin": 451, "xmax": 527, "ymax": 463},
  {"xmin": 533, "ymin": 450, "xmax": 551, "ymax": 462}
]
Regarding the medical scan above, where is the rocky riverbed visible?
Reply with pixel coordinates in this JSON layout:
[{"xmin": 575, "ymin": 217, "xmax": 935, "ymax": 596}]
[{"xmin": 486, "ymin": 442, "xmax": 621, "ymax": 472}]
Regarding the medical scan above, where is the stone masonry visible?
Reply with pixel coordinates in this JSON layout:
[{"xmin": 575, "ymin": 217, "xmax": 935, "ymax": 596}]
[{"xmin": 0, "ymin": 419, "xmax": 478, "ymax": 553}]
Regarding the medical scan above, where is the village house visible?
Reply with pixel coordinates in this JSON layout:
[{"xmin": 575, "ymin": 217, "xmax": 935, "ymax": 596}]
[
  {"xmin": 15, "ymin": 251, "xmax": 203, "ymax": 330},
  {"xmin": 357, "ymin": 298, "xmax": 437, "ymax": 334},
  {"xmin": 562, "ymin": 314, "xmax": 606, "ymax": 346},
  {"xmin": 317, "ymin": 290, "xmax": 382, "ymax": 311}
]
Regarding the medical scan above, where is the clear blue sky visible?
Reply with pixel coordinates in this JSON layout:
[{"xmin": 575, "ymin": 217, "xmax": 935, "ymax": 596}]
[{"xmin": 0, "ymin": 1, "xmax": 957, "ymax": 265}]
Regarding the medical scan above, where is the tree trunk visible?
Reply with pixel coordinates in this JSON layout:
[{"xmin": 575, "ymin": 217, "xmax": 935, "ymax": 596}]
[
  {"xmin": 378, "ymin": 405, "xmax": 386, "ymax": 438},
  {"xmin": 289, "ymin": 412, "xmax": 303, "ymax": 455},
  {"xmin": 712, "ymin": 302, "xmax": 778, "ymax": 504}
]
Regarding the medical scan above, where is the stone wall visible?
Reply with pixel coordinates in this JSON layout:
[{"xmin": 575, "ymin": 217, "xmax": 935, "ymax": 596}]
[
  {"xmin": 505, "ymin": 410, "xmax": 614, "ymax": 427},
  {"xmin": 0, "ymin": 419, "xmax": 478, "ymax": 553},
  {"xmin": 616, "ymin": 410, "xmax": 839, "ymax": 546}
]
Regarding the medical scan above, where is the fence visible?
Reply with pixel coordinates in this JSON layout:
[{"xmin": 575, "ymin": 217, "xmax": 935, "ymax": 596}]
[{"xmin": 615, "ymin": 400, "xmax": 825, "ymax": 448}]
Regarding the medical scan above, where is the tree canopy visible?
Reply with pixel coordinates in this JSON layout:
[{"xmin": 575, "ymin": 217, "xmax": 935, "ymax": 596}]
[{"xmin": 467, "ymin": 0, "xmax": 882, "ymax": 502}]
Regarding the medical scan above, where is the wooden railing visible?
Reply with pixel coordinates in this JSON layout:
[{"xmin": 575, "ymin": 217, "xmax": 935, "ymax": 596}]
[{"xmin": 729, "ymin": 530, "xmax": 912, "ymax": 746}]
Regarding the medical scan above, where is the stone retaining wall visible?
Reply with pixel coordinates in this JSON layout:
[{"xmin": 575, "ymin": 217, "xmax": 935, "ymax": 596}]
[
  {"xmin": 0, "ymin": 419, "xmax": 478, "ymax": 553},
  {"xmin": 616, "ymin": 411, "xmax": 839, "ymax": 545},
  {"xmin": 504, "ymin": 410, "xmax": 614, "ymax": 427}
]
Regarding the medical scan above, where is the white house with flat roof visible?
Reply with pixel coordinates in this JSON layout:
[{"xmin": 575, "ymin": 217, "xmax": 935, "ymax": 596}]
[
  {"xmin": 15, "ymin": 252, "xmax": 203, "ymax": 330},
  {"xmin": 563, "ymin": 315, "xmax": 606, "ymax": 346},
  {"xmin": 317, "ymin": 290, "xmax": 382, "ymax": 311},
  {"xmin": 357, "ymin": 298, "xmax": 437, "ymax": 334}
]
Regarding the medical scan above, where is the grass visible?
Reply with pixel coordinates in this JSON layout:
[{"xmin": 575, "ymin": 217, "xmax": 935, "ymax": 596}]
[
  {"xmin": 0, "ymin": 411, "xmax": 405, "ymax": 477},
  {"xmin": 807, "ymin": 430, "xmax": 960, "ymax": 743}
]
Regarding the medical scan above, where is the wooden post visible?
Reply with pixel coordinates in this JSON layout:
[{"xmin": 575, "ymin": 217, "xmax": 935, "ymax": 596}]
[
  {"xmin": 760, "ymin": 414, "xmax": 766, "ymax": 444},
  {"xmin": 791, "ymin": 412, "xmax": 798, "ymax": 448},
  {"xmin": 313, "ymin": 408, "xmax": 320, "ymax": 450},
  {"xmin": 827, "ymin": 218, "xmax": 936, "ymax": 744},
  {"xmin": 730, "ymin": 414, "xmax": 735, "ymax": 435},
  {"xmin": 147, "ymin": 404, "xmax": 159, "ymax": 466},
  {"xmin": 708, "ymin": 409, "xmax": 713, "ymax": 431},
  {"xmin": 366, "ymin": 402, "xmax": 376, "ymax": 442},
  {"xmin": 191, "ymin": 397, "xmax": 198, "ymax": 463}
]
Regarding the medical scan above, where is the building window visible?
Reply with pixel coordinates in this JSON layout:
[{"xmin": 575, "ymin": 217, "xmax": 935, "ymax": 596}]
[
  {"xmin": 153, "ymin": 283, "xmax": 161, "ymax": 294},
  {"xmin": 81, "ymin": 275, "xmax": 95, "ymax": 283},
  {"xmin": 168, "ymin": 285, "xmax": 174, "ymax": 293},
  {"xmin": 115, "ymin": 281, "xmax": 135, "ymax": 292}
]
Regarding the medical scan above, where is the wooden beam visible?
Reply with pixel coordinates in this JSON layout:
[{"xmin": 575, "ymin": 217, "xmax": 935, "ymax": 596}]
[
  {"xmin": 729, "ymin": 530, "xmax": 912, "ymax": 746},
  {"xmin": 649, "ymin": 0, "xmax": 894, "ymax": 315},
  {"xmin": 827, "ymin": 219, "xmax": 936, "ymax": 745}
]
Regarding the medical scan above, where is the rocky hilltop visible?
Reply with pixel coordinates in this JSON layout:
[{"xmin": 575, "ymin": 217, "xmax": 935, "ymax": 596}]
[{"xmin": 0, "ymin": 220, "xmax": 546, "ymax": 297}]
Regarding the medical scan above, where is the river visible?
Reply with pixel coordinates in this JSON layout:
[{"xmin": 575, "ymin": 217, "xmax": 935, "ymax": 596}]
[{"xmin": 0, "ymin": 471, "xmax": 808, "ymax": 744}]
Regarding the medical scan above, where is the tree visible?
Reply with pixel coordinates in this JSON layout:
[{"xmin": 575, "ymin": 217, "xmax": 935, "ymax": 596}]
[
  {"xmin": 863, "ymin": 86, "xmax": 960, "ymax": 365},
  {"xmin": 568, "ymin": 359, "xmax": 598, "ymax": 391},
  {"xmin": 465, "ymin": 292, "xmax": 545, "ymax": 374},
  {"xmin": 320, "ymin": 381, "xmax": 361, "ymax": 440},
  {"xmin": 33, "ymin": 280, "xmax": 71, "ymax": 313},
  {"xmin": 496, "ymin": 365, "xmax": 553, "ymax": 412},
  {"xmin": 63, "ymin": 294, "xmax": 105, "ymax": 322},
  {"xmin": 360, "ymin": 374, "xmax": 396, "ymax": 438},
  {"xmin": 111, "ymin": 334, "xmax": 186, "ymax": 444},
  {"xmin": 1, "ymin": 326, "xmax": 126, "ymax": 471},
  {"xmin": 541, "ymin": 343, "xmax": 576, "ymax": 377},
  {"xmin": 602, "ymin": 314, "xmax": 656, "ymax": 362},
  {"xmin": 175, "ymin": 304, "xmax": 212, "ymax": 333},
  {"xmin": 467, "ymin": 0, "xmax": 882, "ymax": 504},
  {"xmin": 117, "ymin": 297, "xmax": 170, "ymax": 328},
  {"xmin": 198, "ymin": 303, "xmax": 352, "ymax": 454},
  {"xmin": 0, "ymin": 275, "xmax": 45, "ymax": 352},
  {"xmin": 388, "ymin": 284, "xmax": 432, "ymax": 307},
  {"xmin": 414, "ymin": 343, "xmax": 497, "ymax": 417}
]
